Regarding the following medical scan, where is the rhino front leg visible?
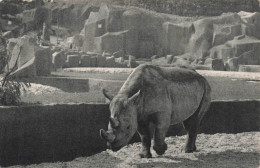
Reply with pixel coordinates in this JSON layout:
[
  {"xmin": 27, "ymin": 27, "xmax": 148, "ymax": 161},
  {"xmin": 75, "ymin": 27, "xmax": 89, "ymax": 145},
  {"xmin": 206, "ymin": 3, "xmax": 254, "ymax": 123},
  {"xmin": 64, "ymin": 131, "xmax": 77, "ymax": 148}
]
[
  {"xmin": 137, "ymin": 120, "xmax": 152, "ymax": 158},
  {"xmin": 152, "ymin": 113, "xmax": 171, "ymax": 155}
]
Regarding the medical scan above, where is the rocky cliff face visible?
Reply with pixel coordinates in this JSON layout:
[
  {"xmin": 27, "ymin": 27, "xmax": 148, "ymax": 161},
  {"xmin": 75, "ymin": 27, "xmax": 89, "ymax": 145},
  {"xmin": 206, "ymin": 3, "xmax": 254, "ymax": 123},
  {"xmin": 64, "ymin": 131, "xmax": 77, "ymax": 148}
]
[
  {"xmin": 82, "ymin": 4, "xmax": 260, "ymax": 71},
  {"xmin": 4, "ymin": 1, "xmax": 260, "ymax": 74},
  {"xmin": 45, "ymin": 2, "xmax": 99, "ymax": 33}
]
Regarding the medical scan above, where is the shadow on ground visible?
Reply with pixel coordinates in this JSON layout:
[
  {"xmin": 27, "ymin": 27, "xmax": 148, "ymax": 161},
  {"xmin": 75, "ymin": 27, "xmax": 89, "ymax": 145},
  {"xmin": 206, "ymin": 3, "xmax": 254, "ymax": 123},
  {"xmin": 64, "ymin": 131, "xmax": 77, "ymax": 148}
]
[{"xmin": 134, "ymin": 151, "xmax": 259, "ymax": 168}]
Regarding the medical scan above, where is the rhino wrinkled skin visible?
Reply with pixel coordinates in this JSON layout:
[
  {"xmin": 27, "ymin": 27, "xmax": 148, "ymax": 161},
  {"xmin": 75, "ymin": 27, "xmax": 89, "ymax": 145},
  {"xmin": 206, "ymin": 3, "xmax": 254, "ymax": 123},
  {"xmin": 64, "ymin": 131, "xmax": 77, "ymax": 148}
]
[{"xmin": 100, "ymin": 64, "xmax": 211, "ymax": 158}]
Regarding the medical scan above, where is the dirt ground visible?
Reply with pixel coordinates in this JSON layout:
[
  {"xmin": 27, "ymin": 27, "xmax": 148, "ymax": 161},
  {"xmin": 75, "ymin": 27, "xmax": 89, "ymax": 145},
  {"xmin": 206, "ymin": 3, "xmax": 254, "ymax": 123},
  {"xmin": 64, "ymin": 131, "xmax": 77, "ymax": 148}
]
[
  {"xmin": 20, "ymin": 83, "xmax": 106, "ymax": 104},
  {"xmin": 8, "ymin": 132, "xmax": 260, "ymax": 168}
]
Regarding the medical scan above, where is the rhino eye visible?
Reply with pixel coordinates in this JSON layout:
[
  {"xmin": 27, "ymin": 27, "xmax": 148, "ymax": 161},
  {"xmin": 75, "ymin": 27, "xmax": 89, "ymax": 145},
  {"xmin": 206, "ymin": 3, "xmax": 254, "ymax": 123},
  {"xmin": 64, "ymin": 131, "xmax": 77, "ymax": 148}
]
[{"xmin": 127, "ymin": 125, "xmax": 130, "ymax": 130}]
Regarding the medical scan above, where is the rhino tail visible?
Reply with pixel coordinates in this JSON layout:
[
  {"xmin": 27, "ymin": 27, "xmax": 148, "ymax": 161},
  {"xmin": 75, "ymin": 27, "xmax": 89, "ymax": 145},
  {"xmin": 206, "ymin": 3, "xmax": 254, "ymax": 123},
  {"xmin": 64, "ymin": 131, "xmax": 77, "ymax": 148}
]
[{"xmin": 197, "ymin": 77, "xmax": 212, "ymax": 126}]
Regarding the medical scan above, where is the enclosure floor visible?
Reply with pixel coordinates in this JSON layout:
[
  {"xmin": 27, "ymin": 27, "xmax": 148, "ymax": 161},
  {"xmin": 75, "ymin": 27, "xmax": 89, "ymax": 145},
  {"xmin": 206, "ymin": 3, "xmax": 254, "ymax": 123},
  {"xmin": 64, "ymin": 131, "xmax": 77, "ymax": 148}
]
[
  {"xmin": 8, "ymin": 132, "xmax": 260, "ymax": 168},
  {"xmin": 20, "ymin": 71, "xmax": 260, "ymax": 104}
]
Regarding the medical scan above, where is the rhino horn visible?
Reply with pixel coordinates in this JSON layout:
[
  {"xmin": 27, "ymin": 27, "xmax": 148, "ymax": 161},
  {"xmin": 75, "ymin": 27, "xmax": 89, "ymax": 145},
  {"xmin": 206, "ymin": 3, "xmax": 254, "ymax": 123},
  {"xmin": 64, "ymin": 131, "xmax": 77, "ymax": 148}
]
[
  {"xmin": 100, "ymin": 129, "xmax": 115, "ymax": 143},
  {"xmin": 128, "ymin": 90, "xmax": 140, "ymax": 102},
  {"xmin": 110, "ymin": 117, "xmax": 119, "ymax": 128},
  {"xmin": 102, "ymin": 89, "xmax": 114, "ymax": 101}
]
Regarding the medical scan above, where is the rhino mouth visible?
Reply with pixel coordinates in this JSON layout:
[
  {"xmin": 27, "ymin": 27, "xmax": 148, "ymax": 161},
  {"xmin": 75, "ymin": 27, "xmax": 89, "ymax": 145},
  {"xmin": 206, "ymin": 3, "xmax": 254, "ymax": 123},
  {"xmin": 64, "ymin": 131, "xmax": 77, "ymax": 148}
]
[
  {"xmin": 108, "ymin": 141, "xmax": 123, "ymax": 152},
  {"xmin": 111, "ymin": 145, "xmax": 122, "ymax": 152}
]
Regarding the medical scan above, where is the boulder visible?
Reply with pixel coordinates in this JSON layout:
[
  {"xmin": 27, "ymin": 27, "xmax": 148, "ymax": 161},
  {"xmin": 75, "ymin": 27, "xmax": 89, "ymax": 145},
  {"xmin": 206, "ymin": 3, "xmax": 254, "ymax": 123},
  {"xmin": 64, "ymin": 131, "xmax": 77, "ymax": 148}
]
[
  {"xmin": 237, "ymin": 49, "xmax": 258, "ymax": 65},
  {"xmin": 212, "ymin": 24, "xmax": 242, "ymax": 46},
  {"xmin": 22, "ymin": 7, "xmax": 50, "ymax": 31},
  {"xmin": 102, "ymin": 52, "xmax": 111, "ymax": 57},
  {"xmin": 90, "ymin": 56, "xmax": 97, "ymax": 67},
  {"xmin": 48, "ymin": 3, "xmax": 97, "ymax": 32},
  {"xmin": 11, "ymin": 36, "xmax": 36, "ymax": 69},
  {"xmin": 187, "ymin": 13, "xmax": 242, "ymax": 59},
  {"xmin": 226, "ymin": 36, "xmax": 260, "ymax": 57},
  {"xmin": 6, "ymin": 36, "xmax": 52, "ymax": 77},
  {"xmin": 212, "ymin": 32, "xmax": 227, "ymax": 47},
  {"xmin": 52, "ymin": 51, "xmax": 66, "ymax": 70},
  {"xmin": 115, "ymin": 57, "xmax": 124, "ymax": 63},
  {"xmin": 238, "ymin": 11, "xmax": 260, "ymax": 39},
  {"xmin": 83, "ymin": 4, "xmax": 109, "ymax": 52},
  {"xmin": 34, "ymin": 46, "xmax": 52, "ymax": 76},
  {"xmin": 106, "ymin": 9, "xmax": 124, "ymax": 32},
  {"xmin": 10, "ymin": 57, "xmax": 36, "ymax": 78},
  {"xmin": 227, "ymin": 57, "xmax": 239, "ymax": 71},
  {"xmin": 67, "ymin": 34, "xmax": 84, "ymax": 50},
  {"xmin": 106, "ymin": 56, "xmax": 115, "ymax": 67},
  {"xmin": 5, "ymin": 35, "xmax": 53, "ymax": 77},
  {"xmin": 204, "ymin": 58, "xmax": 214, "ymax": 65},
  {"xmin": 9, "ymin": 45, "xmax": 52, "ymax": 77},
  {"xmin": 97, "ymin": 56, "xmax": 106, "ymax": 67},
  {"xmin": 66, "ymin": 55, "xmax": 79, "ymax": 68},
  {"xmin": 138, "ymin": 41, "xmax": 156, "ymax": 58},
  {"xmin": 211, "ymin": 59, "xmax": 225, "ymax": 71},
  {"xmin": 226, "ymin": 36, "xmax": 260, "ymax": 64},
  {"xmin": 209, "ymin": 45, "xmax": 234, "ymax": 62},
  {"xmin": 112, "ymin": 50, "xmax": 124, "ymax": 58},
  {"xmin": 128, "ymin": 55, "xmax": 138, "ymax": 68},
  {"xmin": 94, "ymin": 30, "xmax": 128, "ymax": 54},
  {"xmin": 6, "ymin": 38, "xmax": 18, "ymax": 55},
  {"xmin": 220, "ymin": 46, "xmax": 234, "ymax": 62},
  {"xmin": 166, "ymin": 55, "xmax": 174, "ymax": 64},
  {"xmin": 163, "ymin": 22, "xmax": 194, "ymax": 56},
  {"xmin": 204, "ymin": 58, "xmax": 225, "ymax": 71},
  {"xmin": 80, "ymin": 55, "xmax": 91, "ymax": 67}
]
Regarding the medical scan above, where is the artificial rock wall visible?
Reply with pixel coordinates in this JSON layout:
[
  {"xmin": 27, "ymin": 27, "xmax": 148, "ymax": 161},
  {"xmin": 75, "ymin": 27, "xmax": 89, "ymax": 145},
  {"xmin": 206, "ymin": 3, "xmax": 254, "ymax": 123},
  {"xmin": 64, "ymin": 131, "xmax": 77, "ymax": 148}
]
[
  {"xmin": 82, "ymin": 4, "xmax": 260, "ymax": 71},
  {"xmin": 7, "ymin": 35, "xmax": 52, "ymax": 78}
]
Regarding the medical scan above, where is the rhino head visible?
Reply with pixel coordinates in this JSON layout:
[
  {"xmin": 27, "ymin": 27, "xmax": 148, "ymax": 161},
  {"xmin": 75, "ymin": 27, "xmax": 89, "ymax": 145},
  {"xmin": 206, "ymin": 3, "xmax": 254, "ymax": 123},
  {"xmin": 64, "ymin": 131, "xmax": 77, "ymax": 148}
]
[{"xmin": 100, "ymin": 89, "xmax": 140, "ymax": 151}]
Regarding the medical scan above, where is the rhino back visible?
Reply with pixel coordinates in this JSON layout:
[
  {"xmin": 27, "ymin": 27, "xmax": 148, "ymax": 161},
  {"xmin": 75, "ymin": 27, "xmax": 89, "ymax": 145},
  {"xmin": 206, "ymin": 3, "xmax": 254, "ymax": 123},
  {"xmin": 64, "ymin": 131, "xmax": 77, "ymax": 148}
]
[{"xmin": 139, "ymin": 66, "xmax": 205, "ymax": 125}]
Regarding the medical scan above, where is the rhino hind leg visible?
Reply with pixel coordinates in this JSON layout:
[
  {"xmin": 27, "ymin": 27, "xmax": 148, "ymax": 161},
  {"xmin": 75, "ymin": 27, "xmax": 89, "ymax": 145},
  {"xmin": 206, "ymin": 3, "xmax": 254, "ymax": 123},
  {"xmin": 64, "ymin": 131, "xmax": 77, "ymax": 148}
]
[
  {"xmin": 183, "ymin": 112, "xmax": 199, "ymax": 153},
  {"xmin": 137, "ymin": 121, "xmax": 152, "ymax": 158}
]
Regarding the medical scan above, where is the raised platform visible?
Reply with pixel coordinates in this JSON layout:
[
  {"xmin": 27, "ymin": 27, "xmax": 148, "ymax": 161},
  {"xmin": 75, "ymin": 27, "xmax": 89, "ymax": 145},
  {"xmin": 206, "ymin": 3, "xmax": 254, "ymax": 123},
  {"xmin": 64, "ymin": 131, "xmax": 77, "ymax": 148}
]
[{"xmin": 22, "ymin": 69, "xmax": 260, "ymax": 102}]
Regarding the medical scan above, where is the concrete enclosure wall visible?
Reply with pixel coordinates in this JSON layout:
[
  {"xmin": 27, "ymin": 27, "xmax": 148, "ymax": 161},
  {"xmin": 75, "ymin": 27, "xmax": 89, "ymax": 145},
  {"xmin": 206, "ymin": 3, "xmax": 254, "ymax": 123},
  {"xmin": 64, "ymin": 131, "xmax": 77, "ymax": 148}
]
[
  {"xmin": 0, "ymin": 104, "xmax": 110, "ymax": 167},
  {"xmin": 0, "ymin": 100, "xmax": 259, "ymax": 167}
]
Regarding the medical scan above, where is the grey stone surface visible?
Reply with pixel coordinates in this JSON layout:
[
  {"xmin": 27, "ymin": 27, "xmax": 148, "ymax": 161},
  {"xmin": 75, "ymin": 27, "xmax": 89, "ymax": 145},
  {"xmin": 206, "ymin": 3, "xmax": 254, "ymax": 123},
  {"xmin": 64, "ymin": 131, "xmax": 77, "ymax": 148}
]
[
  {"xmin": 105, "ymin": 56, "xmax": 115, "ymax": 67},
  {"xmin": 52, "ymin": 51, "xmax": 66, "ymax": 70},
  {"xmin": 80, "ymin": 55, "xmax": 91, "ymax": 67},
  {"xmin": 67, "ymin": 55, "xmax": 79, "ymax": 68}
]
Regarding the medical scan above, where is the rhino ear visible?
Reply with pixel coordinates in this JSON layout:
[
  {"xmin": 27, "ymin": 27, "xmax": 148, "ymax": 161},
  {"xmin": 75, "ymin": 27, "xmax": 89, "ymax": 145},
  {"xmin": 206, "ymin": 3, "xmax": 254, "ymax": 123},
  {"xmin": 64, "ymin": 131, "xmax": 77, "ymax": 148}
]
[
  {"xmin": 103, "ymin": 89, "xmax": 114, "ymax": 101},
  {"xmin": 128, "ymin": 90, "xmax": 140, "ymax": 103}
]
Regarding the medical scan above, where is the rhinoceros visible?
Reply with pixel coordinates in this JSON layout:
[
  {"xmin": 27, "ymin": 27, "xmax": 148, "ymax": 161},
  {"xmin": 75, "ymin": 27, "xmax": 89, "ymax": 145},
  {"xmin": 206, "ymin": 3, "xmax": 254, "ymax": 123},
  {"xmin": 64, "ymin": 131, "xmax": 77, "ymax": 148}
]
[{"xmin": 100, "ymin": 64, "xmax": 211, "ymax": 158}]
